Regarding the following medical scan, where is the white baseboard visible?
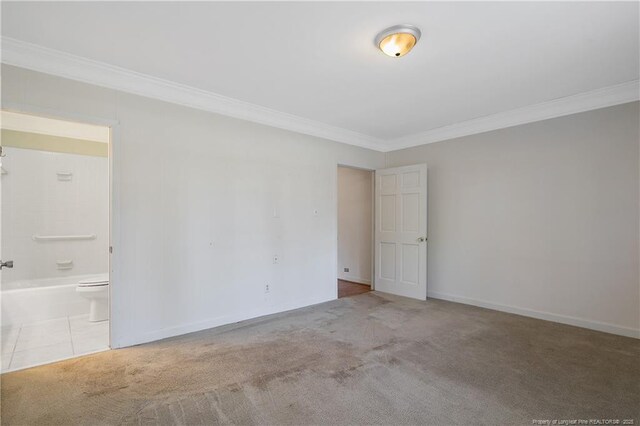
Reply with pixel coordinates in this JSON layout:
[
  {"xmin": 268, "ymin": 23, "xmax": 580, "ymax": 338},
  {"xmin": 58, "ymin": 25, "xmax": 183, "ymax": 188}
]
[
  {"xmin": 428, "ymin": 291, "xmax": 640, "ymax": 339},
  {"xmin": 337, "ymin": 274, "xmax": 371, "ymax": 286},
  {"xmin": 113, "ymin": 289, "xmax": 639, "ymax": 348},
  {"xmin": 113, "ymin": 294, "xmax": 334, "ymax": 348}
]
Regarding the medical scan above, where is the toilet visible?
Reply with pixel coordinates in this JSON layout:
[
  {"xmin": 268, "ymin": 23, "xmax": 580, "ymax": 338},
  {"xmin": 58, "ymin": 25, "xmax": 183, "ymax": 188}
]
[{"xmin": 76, "ymin": 275, "xmax": 109, "ymax": 322}]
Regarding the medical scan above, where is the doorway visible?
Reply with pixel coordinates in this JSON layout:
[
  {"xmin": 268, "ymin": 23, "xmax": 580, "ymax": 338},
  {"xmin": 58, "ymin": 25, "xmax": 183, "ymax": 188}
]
[
  {"xmin": 337, "ymin": 166, "xmax": 374, "ymax": 299},
  {"xmin": 0, "ymin": 111, "xmax": 111, "ymax": 372}
]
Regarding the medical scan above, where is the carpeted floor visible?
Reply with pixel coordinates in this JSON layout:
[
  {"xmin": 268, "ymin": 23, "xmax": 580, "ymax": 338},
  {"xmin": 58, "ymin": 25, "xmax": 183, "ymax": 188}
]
[{"xmin": 1, "ymin": 292, "xmax": 639, "ymax": 425}]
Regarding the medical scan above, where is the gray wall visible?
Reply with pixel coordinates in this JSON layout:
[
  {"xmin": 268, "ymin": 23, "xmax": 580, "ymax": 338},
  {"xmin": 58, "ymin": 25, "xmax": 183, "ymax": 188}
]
[{"xmin": 386, "ymin": 102, "xmax": 640, "ymax": 336}]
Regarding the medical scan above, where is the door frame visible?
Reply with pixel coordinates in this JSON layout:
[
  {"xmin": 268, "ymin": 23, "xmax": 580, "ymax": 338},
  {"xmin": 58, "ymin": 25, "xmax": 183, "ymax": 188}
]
[
  {"xmin": 335, "ymin": 164, "xmax": 376, "ymax": 297},
  {"xmin": 2, "ymin": 101, "xmax": 120, "ymax": 350}
]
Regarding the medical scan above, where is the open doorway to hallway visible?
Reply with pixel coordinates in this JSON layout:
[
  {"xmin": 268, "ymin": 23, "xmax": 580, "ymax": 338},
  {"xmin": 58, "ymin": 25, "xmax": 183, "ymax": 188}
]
[{"xmin": 337, "ymin": 166, "xmax": 374, "ymax": 299}]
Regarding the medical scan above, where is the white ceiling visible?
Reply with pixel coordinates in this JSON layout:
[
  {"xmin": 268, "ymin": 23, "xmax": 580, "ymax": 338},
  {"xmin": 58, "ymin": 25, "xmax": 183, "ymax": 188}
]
[{"xmin": 2, "ymin": 2, "xmax": 639, "ymax": 151}]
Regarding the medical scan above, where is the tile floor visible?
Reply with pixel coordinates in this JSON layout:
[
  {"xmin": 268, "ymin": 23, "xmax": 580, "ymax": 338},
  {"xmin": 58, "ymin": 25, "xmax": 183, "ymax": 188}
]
[{"xmin": 1, "ymin": 315, "xmax": 109, "ymax": 373}]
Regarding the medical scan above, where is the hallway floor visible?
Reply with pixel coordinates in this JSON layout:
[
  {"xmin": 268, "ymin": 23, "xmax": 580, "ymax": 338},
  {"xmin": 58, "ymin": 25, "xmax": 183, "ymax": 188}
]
[
  {"xmin": 337, "ymin": 279, "xmax": 371, "ymax": 298},
  {"xmin": 1, "ymin": 292, "xmax": 638, "ymax": 425}
]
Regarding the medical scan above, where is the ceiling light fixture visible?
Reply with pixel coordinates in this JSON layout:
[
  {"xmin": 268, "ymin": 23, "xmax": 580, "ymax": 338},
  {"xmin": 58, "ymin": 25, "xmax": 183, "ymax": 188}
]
[{"xmin": 375, "ymin": 24, "xmax": 421, "ymax": 58}]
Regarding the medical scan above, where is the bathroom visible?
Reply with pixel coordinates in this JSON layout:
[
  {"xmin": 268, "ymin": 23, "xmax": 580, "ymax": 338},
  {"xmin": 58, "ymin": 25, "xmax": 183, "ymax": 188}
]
[{"xmin": 1, "ymin": 111, "xmax": 110, "ymax": 372}]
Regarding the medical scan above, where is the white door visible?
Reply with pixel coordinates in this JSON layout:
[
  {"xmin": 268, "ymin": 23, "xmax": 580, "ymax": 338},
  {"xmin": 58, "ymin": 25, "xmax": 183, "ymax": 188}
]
[{"xmin": 374, "ymin": 164, "xmax": 427, "ymax": 300}]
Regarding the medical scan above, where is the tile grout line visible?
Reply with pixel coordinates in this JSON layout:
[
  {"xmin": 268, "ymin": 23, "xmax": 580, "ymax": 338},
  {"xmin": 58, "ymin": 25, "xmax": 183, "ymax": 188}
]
[
  {"xmin": 67, "ymin": 316, "xmax": 75, "ymax": 355},
  {"xmin": 3, "ymin": 316, "xmax": 109, "ymax": 372},
  {"xmin": 8, "ymin": 324, "xmax": 22, "ymax": 370}
]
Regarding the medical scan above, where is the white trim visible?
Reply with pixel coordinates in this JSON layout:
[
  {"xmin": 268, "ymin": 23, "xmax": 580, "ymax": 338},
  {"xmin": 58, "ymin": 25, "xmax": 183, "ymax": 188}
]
[
  {"xmin": 116, "ymin": 294, "xmax": 334, "ymax": 348},
  {"xmin": 388, "ymin": 80, "xmax": 640, "ymax": 151},
  {"xmin": 1, "ymin": 37, "xmax": 385, "ymax": 152},
  {"xmin": 2, "ymin": 37, "xmax": 638, "ymax": 153},
  {"xmin": 428, "ymin": 291, "xmax": 640, "ymax": 339}
]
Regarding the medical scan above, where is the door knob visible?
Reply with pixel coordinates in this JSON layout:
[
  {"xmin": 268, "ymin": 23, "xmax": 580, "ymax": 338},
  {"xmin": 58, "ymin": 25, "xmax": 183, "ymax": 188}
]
[
  {"xmin": 1, "ymin": 260, "xmax": 13, "ymax": 269},
  {"xmin": 417, "ymin": 237, "xmax": 427, "ymax": 242}
]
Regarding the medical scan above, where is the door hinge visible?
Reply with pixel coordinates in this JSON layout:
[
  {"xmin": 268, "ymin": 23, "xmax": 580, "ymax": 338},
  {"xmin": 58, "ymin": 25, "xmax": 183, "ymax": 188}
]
[{"xmin": 109, "ymin": 246, "xmax": 113, "ymax": 254}]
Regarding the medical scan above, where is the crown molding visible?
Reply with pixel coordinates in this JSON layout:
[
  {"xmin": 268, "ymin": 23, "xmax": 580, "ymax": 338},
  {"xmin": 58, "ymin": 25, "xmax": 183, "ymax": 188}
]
[
  {"xmin": 1, "ymin": 37, "xmax": 386, "ymax": 151},
  {"xmin": 2, "ymin": 37, "xmax": 637, "ymax": 154},
  {"xmin": 386, "ymin": 80, "xmax": 640, "ymax": 151}
]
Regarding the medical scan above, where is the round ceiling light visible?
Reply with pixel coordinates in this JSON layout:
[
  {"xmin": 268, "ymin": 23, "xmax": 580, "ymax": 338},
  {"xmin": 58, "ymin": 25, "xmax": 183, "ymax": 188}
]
[{"xmin": 375, "ymin": 24, "xmax": 421, "ymax": 58}]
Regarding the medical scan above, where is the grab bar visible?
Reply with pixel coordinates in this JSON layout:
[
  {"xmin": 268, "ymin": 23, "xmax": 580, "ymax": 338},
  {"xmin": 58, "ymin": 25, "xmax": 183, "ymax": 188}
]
[{"xmin": 32, "ymin": 234, "xmax": 96, "ymax": 242}]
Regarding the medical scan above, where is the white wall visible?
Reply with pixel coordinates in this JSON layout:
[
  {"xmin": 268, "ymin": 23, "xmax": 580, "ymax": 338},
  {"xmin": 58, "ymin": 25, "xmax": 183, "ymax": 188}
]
[
  {"xmin": 337, "ymin": 166, "xmax": 372, "ymax": 285},
  {"xmin": 386, "ymin": 102, "xmax": 640, "ymax": 338},
  {"xmin": 1, "ymin": 147, "xmax": 109, "ymax": 286},
  {"xmin": 1, "ymin": 65, "xmax": 386, "ymax": 347}
]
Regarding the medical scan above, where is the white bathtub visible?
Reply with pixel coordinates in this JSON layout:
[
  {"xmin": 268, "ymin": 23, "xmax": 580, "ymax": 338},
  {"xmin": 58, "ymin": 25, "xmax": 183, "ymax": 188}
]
[{"xmin": 1, "ymin": 274, "xmax": 107, "ymax": 326}]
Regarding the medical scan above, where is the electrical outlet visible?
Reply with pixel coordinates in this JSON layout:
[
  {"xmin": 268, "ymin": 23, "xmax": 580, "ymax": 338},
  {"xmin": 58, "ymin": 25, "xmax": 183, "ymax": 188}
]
[
  {"xmin": 273, "ymin": 255, "xmax": 279, "ymax": 264},
  {"xmin": 265, "ymin": 284, "xmax": 270, "ymax": 293},
  {"xmin": 344, "ymin": 267, "xmax": 349, "ymax": 273}
]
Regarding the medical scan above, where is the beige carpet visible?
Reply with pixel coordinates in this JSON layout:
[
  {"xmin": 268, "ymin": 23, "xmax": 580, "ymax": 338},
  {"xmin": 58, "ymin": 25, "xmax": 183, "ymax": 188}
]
[{"xmin": 1, "ymin": 292, "xmax": 639, "ymax": 425}]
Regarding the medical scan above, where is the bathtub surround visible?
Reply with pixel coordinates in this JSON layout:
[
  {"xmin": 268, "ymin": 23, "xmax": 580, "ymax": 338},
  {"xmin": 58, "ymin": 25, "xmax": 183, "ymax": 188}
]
[{"xmin": 0, "ymin": 145, "xmax": 109, "ymax": 285}]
